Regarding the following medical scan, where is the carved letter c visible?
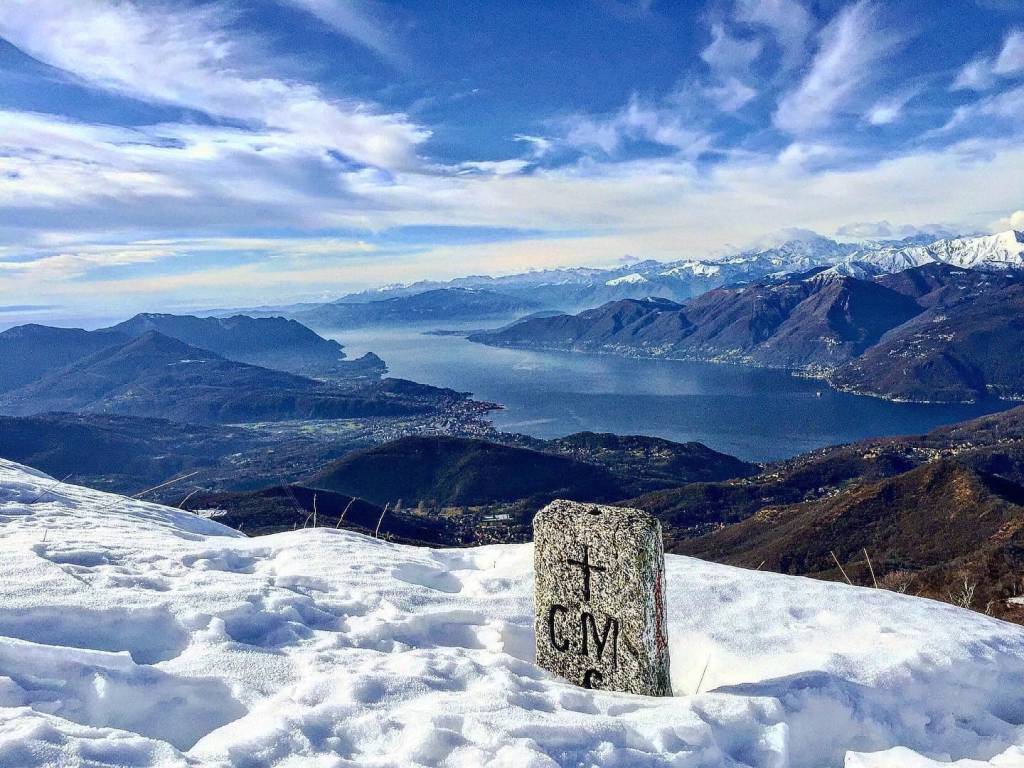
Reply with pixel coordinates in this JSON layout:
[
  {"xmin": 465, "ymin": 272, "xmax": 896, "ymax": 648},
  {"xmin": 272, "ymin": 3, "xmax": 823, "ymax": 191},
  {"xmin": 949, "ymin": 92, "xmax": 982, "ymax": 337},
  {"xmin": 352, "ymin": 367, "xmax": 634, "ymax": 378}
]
[{"xmin": 548, "ymin": 604, "xmax": 569, "ymax": 652}]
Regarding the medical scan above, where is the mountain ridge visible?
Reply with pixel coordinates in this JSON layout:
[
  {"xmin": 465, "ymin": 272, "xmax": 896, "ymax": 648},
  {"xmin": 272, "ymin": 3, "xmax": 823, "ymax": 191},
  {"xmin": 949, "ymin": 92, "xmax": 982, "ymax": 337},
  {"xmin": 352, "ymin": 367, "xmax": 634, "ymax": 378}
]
[
  {"xmin": 235, "ymin": 229, "xmax": 1024, "ymax": 322},
  {"xmin": 470, "ymin": 263, "xmax": 1024, "ymax": 403},
  {"xmin": 0, "ymin": 331, "xmax": 432, "ymax": 424}
]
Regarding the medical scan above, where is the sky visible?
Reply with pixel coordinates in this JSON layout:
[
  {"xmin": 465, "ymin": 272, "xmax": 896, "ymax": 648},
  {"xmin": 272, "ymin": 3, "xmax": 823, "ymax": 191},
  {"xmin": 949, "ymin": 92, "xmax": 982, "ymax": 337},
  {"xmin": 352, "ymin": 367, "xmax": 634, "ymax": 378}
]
[{"xmin": 2, "ymin": 0, "xmax": 1024, "ymax": 320}]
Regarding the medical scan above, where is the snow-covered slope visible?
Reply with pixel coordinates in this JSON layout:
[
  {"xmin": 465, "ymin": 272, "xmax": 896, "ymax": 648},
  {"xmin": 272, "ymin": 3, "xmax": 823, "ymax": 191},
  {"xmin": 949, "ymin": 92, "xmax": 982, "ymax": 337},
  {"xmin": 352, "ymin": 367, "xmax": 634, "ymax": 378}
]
[
  {"xmin": 2, "ymin": 458, "xmax": 1024, "ymax": 767},
  {"xmin": 853, "ymin": 230, "xmax": 1024, "ymax": 274},
  {"xmin": 605, "ymin": 272, "xmax": 649, "ymax": 286}
]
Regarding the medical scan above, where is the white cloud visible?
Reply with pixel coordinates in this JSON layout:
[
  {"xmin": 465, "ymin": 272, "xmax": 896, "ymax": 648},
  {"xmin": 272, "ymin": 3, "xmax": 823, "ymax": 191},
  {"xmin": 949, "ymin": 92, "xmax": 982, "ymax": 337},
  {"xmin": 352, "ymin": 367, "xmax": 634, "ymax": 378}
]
[
  {"xmin": 773, "ymin": 1, "xmax": 901, "ymax": 134},
  {"xmin": 5, "ymin": 2, "xmax": 1024, "ymax": 310},
  {"xmin": 865, "ymin": 90, "xmax": 918, "ymax": 125},
  {"xmin": 733, "ymin": 0, "xmax": 812, "ymax": 73},
  {"xmin": 952, "ymin": 57, "xmax": 997, "ymax": 91},
  {"xmin": 952, "ymin": 29, "xmax": 1024, "ymax": 91},
  {"xmin": 700, "ymin": 23, "xmax": 762, "ymax": 73},
  {"xmin": 513, "ymin": 134, "xmax": 555, "ymax": 158},
  {"xmin": 940, "ymin": 84, "xmax": 1024, "ymax": 132},
  {"xmin": 705, "ymin": 77, "xmax": 757, "ymax": 112},
  {"xmin": 10, "ymin": 112, "xmax": 1024, "ymax": 305},
  {"xmin": 456, "ymin": 160, "xmax": 532, "ymax": 176},
  {"xmin": 776, "ymin": 142, "xmax": 840, "ymax": 170},
  {"xmin": 0, "ymin": 0, "xmax": 428, "ymax": 170},
  {"xmin": 276, "ymin": 0, "xmax": 405, "ymax": 65},
  {"xmin": 563, "ymin": 97, "xmax": 711, "ymax": 156},
  {"xmin": 0, "ymin": 246, "xmax": 172, "ymax": 280},
  {"xmin": 0, "ymin": 110, "xmax": 379, "ymax": 231},
  {"xmin": 995, "ymin": 29, "xmax": 1024, "ymax": 75},
  {"xmin": 834, "ymin": 220, "xmax": 958, "ymax": 240},
  {"xmin": 990, "ymin": 209, "xmax": 1024, "ymax": 231},
  {"xmin": 698, "ymin": 23, "xmax": 760, "ymax": 112}
]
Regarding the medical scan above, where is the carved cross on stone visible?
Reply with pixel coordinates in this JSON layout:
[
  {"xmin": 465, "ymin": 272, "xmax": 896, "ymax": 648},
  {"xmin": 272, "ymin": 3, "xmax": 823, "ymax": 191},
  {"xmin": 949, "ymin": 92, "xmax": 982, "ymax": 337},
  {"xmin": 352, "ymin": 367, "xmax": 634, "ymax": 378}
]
[
  {"xmin": 566, "ymin": 544, "xmax": 605, "ymax": 601},
  {"xmin": 533, "ymin": 500, "xmax": 672, "ymax": 697}
]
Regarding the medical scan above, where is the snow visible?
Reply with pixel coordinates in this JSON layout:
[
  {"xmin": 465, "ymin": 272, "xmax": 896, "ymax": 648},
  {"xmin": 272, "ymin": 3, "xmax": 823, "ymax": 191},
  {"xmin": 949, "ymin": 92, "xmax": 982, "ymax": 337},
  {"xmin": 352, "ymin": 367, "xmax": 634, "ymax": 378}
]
[
  {"xmin": 852, "ymin": 230, "xmax": 1024, "ymax": 274},
  {"xmin": 605, "ymin": 273, "xmax": 649, "ymax": 286},
  {"xmin": 2, "ymin": 458, "xmax": 1024, "ymax": 767},
  {"xmin": 661, "ymin": 261, "xmax": 723, "ymax": 278}
]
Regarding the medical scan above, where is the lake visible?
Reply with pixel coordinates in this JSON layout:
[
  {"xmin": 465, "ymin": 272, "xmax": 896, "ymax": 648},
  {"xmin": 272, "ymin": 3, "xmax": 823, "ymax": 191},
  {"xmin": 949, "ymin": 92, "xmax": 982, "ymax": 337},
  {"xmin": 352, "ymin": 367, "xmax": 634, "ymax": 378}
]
[{"xmin": 329, "ymin": 322, "xmax": 1013, "ymax": 463}]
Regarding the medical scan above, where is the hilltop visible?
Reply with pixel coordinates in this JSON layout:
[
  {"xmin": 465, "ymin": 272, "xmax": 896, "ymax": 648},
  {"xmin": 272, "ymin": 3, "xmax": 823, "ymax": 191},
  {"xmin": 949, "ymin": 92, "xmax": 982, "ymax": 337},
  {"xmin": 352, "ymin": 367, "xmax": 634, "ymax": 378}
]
[{"xmin": 2, "ymin": 458, "xmax": 1023, "ymax": 767}]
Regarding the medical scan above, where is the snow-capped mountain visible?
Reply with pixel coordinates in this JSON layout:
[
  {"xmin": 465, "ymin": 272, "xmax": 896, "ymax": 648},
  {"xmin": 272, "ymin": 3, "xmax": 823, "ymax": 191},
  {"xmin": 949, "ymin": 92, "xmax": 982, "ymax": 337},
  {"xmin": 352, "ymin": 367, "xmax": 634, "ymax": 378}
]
[
  {"xmin": 230, "ymin": 231, "xmax": 1024, "ymax": 323},
  {"xmin": 850, "ymin": 230, "xmax": 1024, "ymax": 275},
  {"xmin": 3, "ymin": 458, "xmax": 1024, "ymax": 766},
  {"xmin": 321, "ymin": 234, "xmax": 860, "ymax": 314},
  {"xmin": 605, "ymin": 272, "xmax": 649, "ymax": 286}
]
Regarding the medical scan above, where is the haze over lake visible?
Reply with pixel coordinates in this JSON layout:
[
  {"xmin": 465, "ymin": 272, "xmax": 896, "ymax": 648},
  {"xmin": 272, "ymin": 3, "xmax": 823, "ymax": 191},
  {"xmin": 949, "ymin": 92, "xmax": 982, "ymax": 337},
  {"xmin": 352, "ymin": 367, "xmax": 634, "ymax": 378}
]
[{"xmin": 330, "ymin": 323, "xmax": 1012, "ymax": 462}]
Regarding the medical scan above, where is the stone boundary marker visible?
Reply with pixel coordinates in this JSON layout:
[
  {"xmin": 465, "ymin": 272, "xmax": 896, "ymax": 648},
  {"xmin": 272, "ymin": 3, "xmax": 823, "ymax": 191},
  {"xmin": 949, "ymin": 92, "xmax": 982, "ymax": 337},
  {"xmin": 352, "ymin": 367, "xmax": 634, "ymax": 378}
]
[{"xmin": 534, "ymin": 499, "xmax": 671, "ymax": 696}]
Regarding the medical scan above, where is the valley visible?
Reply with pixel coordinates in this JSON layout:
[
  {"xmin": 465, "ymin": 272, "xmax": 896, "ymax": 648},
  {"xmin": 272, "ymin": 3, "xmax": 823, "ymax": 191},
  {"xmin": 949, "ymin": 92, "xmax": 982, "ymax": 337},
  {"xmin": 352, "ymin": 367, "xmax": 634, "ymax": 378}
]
[{"xmin": 4, "ymin": 229, "xmax": 1024, "ymax": 626}]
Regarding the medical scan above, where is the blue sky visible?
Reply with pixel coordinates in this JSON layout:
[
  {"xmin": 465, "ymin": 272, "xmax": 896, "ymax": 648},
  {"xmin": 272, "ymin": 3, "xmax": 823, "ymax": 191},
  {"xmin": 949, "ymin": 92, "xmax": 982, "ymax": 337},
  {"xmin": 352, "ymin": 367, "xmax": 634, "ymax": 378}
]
[{"xmin": 1, "ymin": 0, "xmax": 1024, "ymax": 318}]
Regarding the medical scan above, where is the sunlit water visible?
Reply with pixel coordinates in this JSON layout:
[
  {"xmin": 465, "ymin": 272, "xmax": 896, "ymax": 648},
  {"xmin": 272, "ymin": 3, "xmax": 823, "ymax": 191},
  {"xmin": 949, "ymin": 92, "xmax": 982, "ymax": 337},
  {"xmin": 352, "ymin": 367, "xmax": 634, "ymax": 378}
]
[{"xmin": 327, "ymin": 321, "xmax": 1013, "ymax": 463}]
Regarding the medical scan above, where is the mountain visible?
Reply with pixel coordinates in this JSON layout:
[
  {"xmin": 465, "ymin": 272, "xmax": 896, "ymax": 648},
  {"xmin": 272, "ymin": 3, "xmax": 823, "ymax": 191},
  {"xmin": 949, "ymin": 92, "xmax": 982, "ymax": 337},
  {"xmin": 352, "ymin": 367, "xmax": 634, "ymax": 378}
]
[
  {"xmin": 103, "ymin": 313, "xmax": 350, "ymax": 376},
  {"xmin": 854, "ymin": 230, "xmax": 1024, "ymax": 274},
  {"xmin": 308, "ymin": 435, "xmax": 625, "ymax": 507},
  {"xmin": 0, "ymin": 331, "xmax": 428, "ymax": 423},
  {"xmin": 227, "ymin": 231, "xmax": 1024, "ymax": 324},
  {"xmin": 829, "ymin": 281, "xmax": 1024, "ymax": 402},
  {"xmin": 537, "ymin": 431, "xmax": 757, "ymax": 492},
  {"xmin": 472, "ymin": 271, "xmax": 922, "ymax": 369},
  {"xmin": 235, "ymin": 230, "xmax": 1024, "ymax": 325},
  {"xmin": 872, "ymin": 262, "xmax": 1021, "ymax": 304},
  {"xmin": 0, "ymin": 315, "xmax": 380, "ymax": 399},
  {"xmin": 292, "ymin": 288, "xmax": 543, "ymax": 328},
  {"xmin": 0, "ymin": 324, "xmax": 129, "ymax": 393},
  {"xmin": 0, "ymin": 412, "xmax": 253, "ymax": 492},
  {"xmin": 232, "ymin": 234, "xmax": 859, "ymax": 320},
  {"xmin": 0, "ymin": 412, "xmax": 754, "ymax": 533},
  {"xmin": 6, "ymin": 458, "xmax": 1023, "ymax": 766},
  {"xmin": 622, "ymin": 402, "xmax": 1024, "ymax": 621},
  {"xmin": 678, "ymin": 459, "xmax": 1024, "ymax": 622},
  {"xmin": 472, "ymin": 264, "xmax": 1024, "ymax": 401},
  {"xmin": 672, "ymin": 271, "xmax": 921, "ymax": 368}
]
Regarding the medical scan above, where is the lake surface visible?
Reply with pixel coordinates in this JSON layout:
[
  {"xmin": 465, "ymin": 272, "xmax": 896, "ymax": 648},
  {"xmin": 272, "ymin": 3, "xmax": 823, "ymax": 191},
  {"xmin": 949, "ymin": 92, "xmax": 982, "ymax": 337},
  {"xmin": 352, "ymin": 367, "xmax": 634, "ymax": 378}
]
[{"xmin": 329, "ymin": 322, "xmax": 1013, "ymax": 463}]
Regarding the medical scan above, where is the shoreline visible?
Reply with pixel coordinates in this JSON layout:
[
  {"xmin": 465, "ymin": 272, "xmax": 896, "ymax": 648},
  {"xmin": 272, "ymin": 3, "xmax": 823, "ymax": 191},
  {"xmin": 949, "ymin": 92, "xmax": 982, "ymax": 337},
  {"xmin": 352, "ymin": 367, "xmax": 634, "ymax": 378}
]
[{"xmin": 468, "ymin": 338, "xmax": 1024, "ymax": 407}]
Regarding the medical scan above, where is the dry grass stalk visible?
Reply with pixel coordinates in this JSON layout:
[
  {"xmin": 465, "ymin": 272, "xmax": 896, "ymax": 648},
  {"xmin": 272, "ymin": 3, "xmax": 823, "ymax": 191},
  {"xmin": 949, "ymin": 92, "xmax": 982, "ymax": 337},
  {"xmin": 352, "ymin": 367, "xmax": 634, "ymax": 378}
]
[
  {"xmin": 375, "ymin": 502, "xmax": 390, "ymax": 538},
  {"xmin": 336, "ymin": 497, "xmax": 356, "ymax": 528},
  {"xmin": 830, "ymin": 551, "xmax": 854, "ymax": 585},
  {"xmin": 863, "ymin": 548, "xmax": 879, "ymax": 588}
]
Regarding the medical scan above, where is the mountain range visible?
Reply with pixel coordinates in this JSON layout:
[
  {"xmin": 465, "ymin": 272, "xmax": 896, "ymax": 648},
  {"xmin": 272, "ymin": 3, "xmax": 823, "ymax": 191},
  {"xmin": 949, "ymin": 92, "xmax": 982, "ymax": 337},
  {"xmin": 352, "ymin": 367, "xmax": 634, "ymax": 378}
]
[
  {"xmin": 0, "ymin": 312, "xmax": 478, "ymax": 425},
  {"xmin": 0, "ymin": 331, "xmax": 434, "ymax": 423},
  {"xmin": 290, "ymin": 287, "xmax": 543, "ymax": 329},
  {"xmin": 471, "ymin": 261, "xmax": 1024, "ymax": 403},
  {"xmin": 238, "ymin": 230, "xmax": 1024, "ymax": 324},
  {"xmin": 104, "ymin": 313, "xmax": 360, "ymax": 376},
  {"xmin": 0, "ymin": 313, "xmax": 383, "ymax": 394}
]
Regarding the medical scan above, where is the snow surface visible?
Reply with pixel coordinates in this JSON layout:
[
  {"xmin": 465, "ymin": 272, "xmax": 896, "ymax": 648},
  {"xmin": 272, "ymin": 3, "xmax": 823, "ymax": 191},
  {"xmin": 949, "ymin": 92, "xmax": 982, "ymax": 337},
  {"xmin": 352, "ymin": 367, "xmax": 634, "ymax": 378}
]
[
  {"xmin": 605, "ymin": 273, "xmax": 650, "ymax": 286},
  {"xmin": 2, "ymin": 457, "xmax": 1024, "ymax": 767},
  {"xmin": 853, "ymin": 230, "xmax": 1024, "ymax": 274},
  {"xmin": 660, "ymin": 262, "xmax": 723, "ymax": 278}
]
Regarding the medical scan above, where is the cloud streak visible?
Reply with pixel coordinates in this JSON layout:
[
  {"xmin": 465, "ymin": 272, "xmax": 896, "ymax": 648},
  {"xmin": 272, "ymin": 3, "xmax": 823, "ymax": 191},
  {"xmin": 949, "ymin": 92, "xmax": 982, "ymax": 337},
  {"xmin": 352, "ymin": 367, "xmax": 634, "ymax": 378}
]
[
  {"xmin": 276, "ymin": 0, "xmax": 407, "ymax": 65},
  {"xmin": 953, "ymin": 28, "xmax": 1024, "ymax": 90},
  {"xmin": 774, "ymin": 1, "xmax": 901, "ymax": 134},
  {"xmin": 0, "ymin": 0, "xmax": 428, "ymax": 169}
]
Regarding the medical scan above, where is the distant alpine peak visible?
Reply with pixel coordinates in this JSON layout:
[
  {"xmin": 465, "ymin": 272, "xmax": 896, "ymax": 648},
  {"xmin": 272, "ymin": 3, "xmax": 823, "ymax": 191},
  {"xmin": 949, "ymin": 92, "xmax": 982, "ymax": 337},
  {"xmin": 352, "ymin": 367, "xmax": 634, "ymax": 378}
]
[
  {"xmin": 605, "ymin": 272, "xmax": 649, "ymax": 286},
  {"xmin": 855, "ymin": 229, "xmax": 1024, "ymax": 273}
]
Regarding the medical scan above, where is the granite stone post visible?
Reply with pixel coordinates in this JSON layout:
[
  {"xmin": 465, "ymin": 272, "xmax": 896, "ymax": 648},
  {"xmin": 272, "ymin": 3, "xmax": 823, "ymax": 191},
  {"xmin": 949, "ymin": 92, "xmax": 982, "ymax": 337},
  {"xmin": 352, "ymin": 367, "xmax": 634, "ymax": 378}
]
[{"xmin": 533, "ymin": 500, "xmax": 672, "ymax": 696}]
